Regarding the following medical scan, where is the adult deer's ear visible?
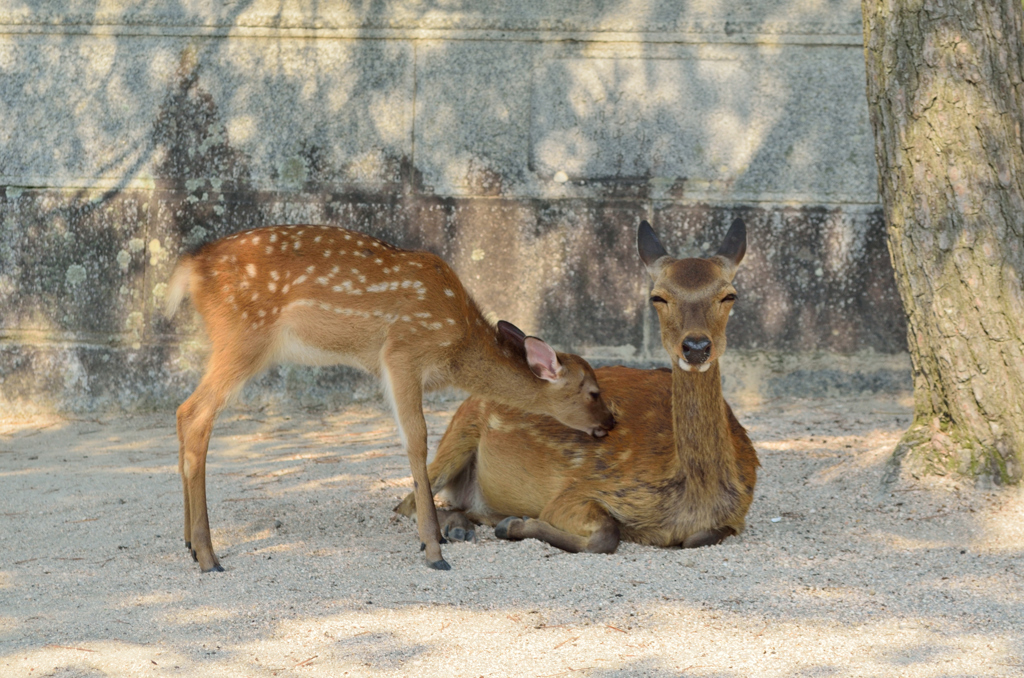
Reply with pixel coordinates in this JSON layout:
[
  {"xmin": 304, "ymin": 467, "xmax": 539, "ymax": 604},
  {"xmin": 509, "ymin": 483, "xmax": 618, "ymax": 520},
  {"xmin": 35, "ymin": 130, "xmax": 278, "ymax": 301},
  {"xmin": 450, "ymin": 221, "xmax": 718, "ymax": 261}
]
[
  {"xmin": 637, "ymin": 220, "xmax": 670, "ymax": 280},
  {"xmin": 497, "ymin": 320, "xmax": 527, "ymax": 349},
  {"xmin": 523, "ymin": 336, "xmax": 563, "ymax": 383},
  {"xmin": 713, "ymin": 218, "xmax": 747, "ymax": 281}
]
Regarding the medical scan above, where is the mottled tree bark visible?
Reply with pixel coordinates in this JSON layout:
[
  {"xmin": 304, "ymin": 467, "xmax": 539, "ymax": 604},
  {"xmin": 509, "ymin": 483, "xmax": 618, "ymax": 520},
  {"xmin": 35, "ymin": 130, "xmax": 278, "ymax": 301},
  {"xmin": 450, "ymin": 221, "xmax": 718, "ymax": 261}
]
[{"xmin": 862, "ymin": 0, "xmax": 1024, "ymax": 483}]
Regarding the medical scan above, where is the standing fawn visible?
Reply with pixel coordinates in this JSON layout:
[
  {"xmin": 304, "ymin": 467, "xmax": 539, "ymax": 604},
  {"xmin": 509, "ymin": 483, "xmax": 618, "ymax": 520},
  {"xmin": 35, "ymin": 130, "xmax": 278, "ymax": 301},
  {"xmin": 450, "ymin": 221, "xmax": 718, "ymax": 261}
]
[
  {"xmin": 396, "ymin": 219, "xmax": 758, "ymax": 552},
  {"xmin": 164, "ymin": 224, "xmax": 615, "ymax": 572}
]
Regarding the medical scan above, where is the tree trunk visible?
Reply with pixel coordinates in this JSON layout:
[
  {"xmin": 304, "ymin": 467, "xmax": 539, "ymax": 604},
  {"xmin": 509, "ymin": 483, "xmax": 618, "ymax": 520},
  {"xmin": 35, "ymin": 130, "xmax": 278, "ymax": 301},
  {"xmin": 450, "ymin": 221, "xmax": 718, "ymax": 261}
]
[{"xmin": 861, "ymin": 0, "xmax": 1024, "ymax": 484}]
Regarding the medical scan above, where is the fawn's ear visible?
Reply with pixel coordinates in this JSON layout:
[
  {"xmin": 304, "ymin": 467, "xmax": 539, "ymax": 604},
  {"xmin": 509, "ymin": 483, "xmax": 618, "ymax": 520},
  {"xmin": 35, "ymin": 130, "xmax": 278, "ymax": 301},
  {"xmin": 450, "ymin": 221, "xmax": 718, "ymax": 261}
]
[
  {"xmin": 523, "ymin": 336, "xmax": 563, "ymax": 383},
  {"xmin": 713, "ymin": 218, "xmax": 747, "ymax": 281},
  {"xmin": 497, "ymin": 320, "xmax": 527, "ymax": 349},
  {"xmin": 637, "ymin": 220, "xmax": 670, "ymax": 280}
]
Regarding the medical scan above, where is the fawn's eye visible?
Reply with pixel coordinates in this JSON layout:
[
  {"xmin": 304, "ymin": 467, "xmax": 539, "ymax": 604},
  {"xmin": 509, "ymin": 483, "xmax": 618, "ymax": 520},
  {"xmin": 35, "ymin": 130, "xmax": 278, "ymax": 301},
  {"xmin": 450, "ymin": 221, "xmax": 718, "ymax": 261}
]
[
  {"xmin": 650, "ymin": 295, "xmax": 667, "ymax": 304},
  {"xmin": 589, "ymin": 391, "xmax": 600, "ymax": 400},
  {"xmin": 722, "ymin": 293, "xmax": 738, "ymax": 303}
]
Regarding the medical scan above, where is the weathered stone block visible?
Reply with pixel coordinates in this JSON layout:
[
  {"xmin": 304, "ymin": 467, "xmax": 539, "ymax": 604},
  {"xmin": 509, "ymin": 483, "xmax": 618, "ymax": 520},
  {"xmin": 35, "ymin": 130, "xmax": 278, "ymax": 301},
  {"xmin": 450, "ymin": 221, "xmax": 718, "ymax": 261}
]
[{"xmin": 0, "ymin": 190, "xmax": 147, "ymax": 340}]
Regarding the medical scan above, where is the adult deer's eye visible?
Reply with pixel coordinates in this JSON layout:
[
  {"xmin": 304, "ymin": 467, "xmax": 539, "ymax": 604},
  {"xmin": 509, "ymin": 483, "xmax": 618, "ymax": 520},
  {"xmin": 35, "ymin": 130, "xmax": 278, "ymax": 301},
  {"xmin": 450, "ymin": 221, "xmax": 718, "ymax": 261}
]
[
  {"xmin": 722, "ymin": 293, "xmax": 738, "ymax": 303},
  {"xmin": 650, "ymin": 295, "xmax": 667, "ymax": 304}
]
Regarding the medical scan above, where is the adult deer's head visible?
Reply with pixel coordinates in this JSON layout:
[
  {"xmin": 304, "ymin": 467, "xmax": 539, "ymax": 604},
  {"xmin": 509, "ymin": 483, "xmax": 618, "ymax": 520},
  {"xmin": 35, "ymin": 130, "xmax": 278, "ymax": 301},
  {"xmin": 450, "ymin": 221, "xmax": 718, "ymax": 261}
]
[{"xmin": 637, "ymin": 219, "xmax": 747, "ymax": 372}]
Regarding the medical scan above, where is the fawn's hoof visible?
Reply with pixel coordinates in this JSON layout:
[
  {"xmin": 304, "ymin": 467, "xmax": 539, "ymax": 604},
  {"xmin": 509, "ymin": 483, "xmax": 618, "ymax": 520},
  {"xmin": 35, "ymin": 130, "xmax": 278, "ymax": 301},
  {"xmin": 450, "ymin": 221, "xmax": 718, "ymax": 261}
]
[
  {"xmin": 426, "ymin": 558, "xmax": 452, "ymax": 571},
  {"xmin": 201, "ymin": 563, "xmax": 226, "ymax": 573}
]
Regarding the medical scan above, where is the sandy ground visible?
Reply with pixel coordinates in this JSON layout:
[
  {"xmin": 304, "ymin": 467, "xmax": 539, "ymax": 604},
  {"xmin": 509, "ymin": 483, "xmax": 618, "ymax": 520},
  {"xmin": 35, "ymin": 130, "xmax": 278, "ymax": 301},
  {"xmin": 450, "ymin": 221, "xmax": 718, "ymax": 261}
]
[{"xmin": 1, "ymin": 393, "xmax": 1023, "ymax": 678}]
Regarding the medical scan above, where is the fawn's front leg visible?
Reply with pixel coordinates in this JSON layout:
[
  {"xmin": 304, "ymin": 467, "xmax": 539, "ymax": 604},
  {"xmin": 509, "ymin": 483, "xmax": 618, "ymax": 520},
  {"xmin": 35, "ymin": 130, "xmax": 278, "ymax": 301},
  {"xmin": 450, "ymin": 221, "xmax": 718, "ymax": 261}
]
[{"xmin": 382, "ymin": 361, "xmax": 449, "ymax": 570}]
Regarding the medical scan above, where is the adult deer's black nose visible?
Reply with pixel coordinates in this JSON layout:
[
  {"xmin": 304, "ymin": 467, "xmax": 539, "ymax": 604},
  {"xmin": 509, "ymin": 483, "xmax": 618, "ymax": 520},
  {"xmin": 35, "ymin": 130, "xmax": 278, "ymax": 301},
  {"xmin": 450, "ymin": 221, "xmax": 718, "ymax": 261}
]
[{"xmin": 681, "ymin": 337, "xmax": 712, "ymax": 364}]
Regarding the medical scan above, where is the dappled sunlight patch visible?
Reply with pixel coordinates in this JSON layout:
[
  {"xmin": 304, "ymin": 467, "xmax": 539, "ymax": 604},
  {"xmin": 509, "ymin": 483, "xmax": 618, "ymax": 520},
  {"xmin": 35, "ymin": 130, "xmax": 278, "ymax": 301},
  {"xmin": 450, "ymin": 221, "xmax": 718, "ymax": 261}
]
[
  {"xmin": 4, "ymin": 640, "xmax": 192, "ymax": 677},
  {"xmin": 871, "ymin": 532, "xmax": 957, "ymax": 551},
  {"xmin": 339, "ymin": 447, "xmax": 403, "ymax": 462},
  {"xmin": 269, "ymin": 473, "xmax": 377, "ymax": 494},
  {"xmin": 163, "ymin": 605, "xmax": 237, "ymax": 626},
  {"xmin": 0, "ymin": 467, "xmax": 36, "ymax": 478},
  {"xmin": 973, "ymin": 490, "xmax": 1024, "ymax": 553},
  {"xmin": 118, "ymin": 591, "xmax": 177, "ymax": 609},
  {"xmin": 233, "ymin": 541, "xmax": 305, "ymax": 558},
  {"xmin": 378, "ymin": 475, "xmax": 413, "ymax": 490},
  {"xmin": 0, "ymin": 415, "xmax": 67, "ymax": 437},
  {"xmin": 0, "ymin": 615, "xmax": 16, "ymax": 635}
]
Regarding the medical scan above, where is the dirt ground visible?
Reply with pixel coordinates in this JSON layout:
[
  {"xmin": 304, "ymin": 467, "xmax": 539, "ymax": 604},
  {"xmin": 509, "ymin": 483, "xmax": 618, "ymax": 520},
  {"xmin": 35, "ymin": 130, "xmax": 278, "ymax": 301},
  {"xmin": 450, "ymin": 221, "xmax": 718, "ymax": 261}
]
[{"xmin": 1, "ymin": 393, "xmax": 1023, "ymax": 678}]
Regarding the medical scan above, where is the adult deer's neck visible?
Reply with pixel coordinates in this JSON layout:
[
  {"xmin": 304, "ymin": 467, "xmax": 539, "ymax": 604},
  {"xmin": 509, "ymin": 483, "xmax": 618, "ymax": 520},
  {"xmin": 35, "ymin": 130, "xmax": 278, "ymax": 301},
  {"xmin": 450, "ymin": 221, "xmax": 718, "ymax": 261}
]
[
  {"xmin": 671, "ymin": 361, "xmax": 733, "ymax": 475},
  {"xmin": 446, "ymin": 306, "xmax": 550, "ymax": 415}
]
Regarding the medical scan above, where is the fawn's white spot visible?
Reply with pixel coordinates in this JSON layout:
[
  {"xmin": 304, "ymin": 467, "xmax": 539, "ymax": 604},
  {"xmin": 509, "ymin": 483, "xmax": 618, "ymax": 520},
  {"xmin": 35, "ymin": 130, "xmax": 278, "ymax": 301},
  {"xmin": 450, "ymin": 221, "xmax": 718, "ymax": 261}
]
[
  {"xmin": 258, "ymin": 309, "xmax": 266, "ymax": 317},
  {"xmin": 439, "ymin": 341, "xmax": 451, "ymax": 347},
  {"xmin": 268, "ymin": 282, "xmax": 277, "ymax": 292},
  {"xmin": 414, "ymin": 312, "xmax": 431, "ymax": 318},
  {"xmin": 293, "ymin": 274, "xmax": 308, "ymax": 285},
  {"xmin": 317, "ymin": 277, "xmax": 328, "ymax": 285},
  {"xmin": 402, "ymin": 315, "xmax": 411, "ymax": 322},
  {"xmin": 270, "ymin": 270, "xmax": 279, "ymax": 281},
  {"xmin": 294, "ymin": 241, "xmax": 301, "ymax": 250},
  {"xmin": 444, "ymin": 288, "xmax": 455, "ymax": 297},
  {"xmin": 375, "ymin": 258, "xmax": 383, "ymax": 264},
  {"xmin": 314, "ymin": 236, "xmax": 322, "ymax": 243},
  {"xmin": 270, "ymin": 233, "xmax": 278, "ymax": 243},
  {"xmin": 265, "ymin": 246, "xmax": 273, "ymax": 254},
  {"xmin": 446, "ymin": 318, "xmax": 456, "ymax": 325},
  {"xmin": 251, "ymin": 293, "xmax": 259, "ymax": 301},
  {"xmin": 246, "ymin": 264, "xmax": 257, "ymax": 277},
  {"xmin": 324, "ymin": 250, "xmax": 331, "ymax": 257},
  {"xmin": 282, "ymin": 284, "xmax": 290, "ymax": 293}
]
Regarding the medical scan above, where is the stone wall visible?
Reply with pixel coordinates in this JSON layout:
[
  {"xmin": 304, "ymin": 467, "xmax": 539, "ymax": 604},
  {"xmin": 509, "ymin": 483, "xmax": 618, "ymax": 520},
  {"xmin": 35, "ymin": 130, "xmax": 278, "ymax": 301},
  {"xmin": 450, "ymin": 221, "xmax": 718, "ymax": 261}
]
[{"xmin": 0, "ymin": 1, "xmax": 909, "ymax": 414}]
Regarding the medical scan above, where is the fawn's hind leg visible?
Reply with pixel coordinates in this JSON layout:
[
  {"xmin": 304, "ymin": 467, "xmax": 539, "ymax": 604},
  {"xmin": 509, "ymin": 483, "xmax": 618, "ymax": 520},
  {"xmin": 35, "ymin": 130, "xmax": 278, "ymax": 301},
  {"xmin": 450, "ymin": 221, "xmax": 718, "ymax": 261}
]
[{"xmin": 177, "ymin": 343, "xmax": 267, "ymax": 573}]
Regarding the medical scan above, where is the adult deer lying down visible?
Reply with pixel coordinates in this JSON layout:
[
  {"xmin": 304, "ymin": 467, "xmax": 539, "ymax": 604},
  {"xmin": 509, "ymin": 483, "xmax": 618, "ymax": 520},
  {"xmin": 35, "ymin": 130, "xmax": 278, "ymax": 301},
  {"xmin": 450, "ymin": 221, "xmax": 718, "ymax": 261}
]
[
  {"xmin": 164, "ymin": 224, "xmax": 615, "ymax": 572},
  {"xmin": 395, "ymin": 219, "xmax": 758, "ymax": 552}
]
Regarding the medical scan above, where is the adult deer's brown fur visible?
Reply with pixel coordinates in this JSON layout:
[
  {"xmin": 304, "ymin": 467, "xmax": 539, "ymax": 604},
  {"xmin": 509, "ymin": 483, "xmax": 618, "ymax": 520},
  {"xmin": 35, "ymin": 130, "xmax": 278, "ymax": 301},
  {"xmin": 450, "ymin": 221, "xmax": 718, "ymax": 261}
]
[
  {"xmin": 395, "ymin": 219, "xmax": 758, "ymax": 553},
  {"xmin": 165, "ymin": 224, "xmax": 615, "ymax": 572}
]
